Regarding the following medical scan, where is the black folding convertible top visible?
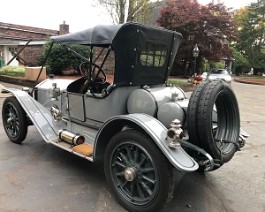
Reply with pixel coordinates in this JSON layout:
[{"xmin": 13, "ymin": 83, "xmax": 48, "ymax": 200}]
[
  {"xmin": 51, "ymin": 23, "xmax": 183, "ymax": 86},
  {"xmin": 51, "ymin": 24, "xmax": 123, "ymax": 46}
]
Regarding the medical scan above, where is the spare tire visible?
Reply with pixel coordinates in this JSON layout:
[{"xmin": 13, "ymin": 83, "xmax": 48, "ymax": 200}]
[
  {"xmin": 187, "ymin": 81, "xmax": 210, "ymax": 146},
  {"xmin": 187, "ymin": 81, "xmax": 240, "ymax": 165}
]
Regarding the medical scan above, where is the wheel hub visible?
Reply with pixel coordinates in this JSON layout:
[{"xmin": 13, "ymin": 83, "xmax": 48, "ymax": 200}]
[
  {"xmin": 7, "ymin": 116, "xmax": 15, "ymax": 124},
  {"xmin": 124, "ymin": 167, "xmax": 137, "ymax": 182}
]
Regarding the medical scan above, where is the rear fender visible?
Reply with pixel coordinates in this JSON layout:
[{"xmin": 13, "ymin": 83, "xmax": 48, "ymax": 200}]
[{"xmin": 94, "ymin": 113, "xmax": 198, "ymax": 172}]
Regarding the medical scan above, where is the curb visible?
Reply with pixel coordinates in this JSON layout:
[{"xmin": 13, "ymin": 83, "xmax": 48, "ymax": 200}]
[
  {"xmin": 234, "ymin": 78, "xmax": 265, "ymax": 86},
  {"xmin": 0, "ymin": 75, "xmax": 38, "ymax": 87},
  {"xmin": 0, "ymin": 84, "xmax": 12, "ymax": 98}
]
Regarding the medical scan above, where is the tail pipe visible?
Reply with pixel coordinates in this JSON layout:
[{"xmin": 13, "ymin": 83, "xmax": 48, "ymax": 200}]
[{"xmin": 58, "ymin": 130, "xmax": 85, "ymax": 146}]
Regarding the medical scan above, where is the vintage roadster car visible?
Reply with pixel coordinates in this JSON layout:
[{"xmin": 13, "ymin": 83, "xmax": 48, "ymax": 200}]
[{"xmin": 2, "ymin": 23, "xmax": 248, "ymax": 212}]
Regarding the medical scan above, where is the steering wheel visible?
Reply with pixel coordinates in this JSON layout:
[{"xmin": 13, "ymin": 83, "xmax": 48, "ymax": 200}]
[{"xmin": 79, "ymin": 61, "xmax": 106, "ymax": 84}]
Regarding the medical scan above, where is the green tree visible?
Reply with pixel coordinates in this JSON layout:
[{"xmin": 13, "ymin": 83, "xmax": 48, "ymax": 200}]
[
  {"xmin": 230, "ymin": 46, "xmax": 250, "ymax": 73},
  {"xmin": 234, "ymin": 0, "xmax": 265, "ymax": 74},
  {"xmin": 96, "ymin": 0, "xmax": 154, "ymax": 24},
  {"xmin": 38, "ymin": 40, "xmax": 90, "ymax": 75}
]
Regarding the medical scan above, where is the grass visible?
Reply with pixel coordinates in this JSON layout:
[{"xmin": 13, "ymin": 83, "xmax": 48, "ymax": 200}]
[
  {"xmin": 167, "ymin": 79, "xmax": 194, "ymax": 91},
  {"xmin": 0, "ymin": 66, "xmax": 25, "ymax": 77},
  {"xmin": 167, "ymin": 79, "xmax": 190, "ymax": 86}
]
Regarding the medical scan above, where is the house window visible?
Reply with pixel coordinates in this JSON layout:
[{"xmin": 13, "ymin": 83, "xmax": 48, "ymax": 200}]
[{"xmin": 9, "ymin": 48, "xmax": 17, "ymax": 56}]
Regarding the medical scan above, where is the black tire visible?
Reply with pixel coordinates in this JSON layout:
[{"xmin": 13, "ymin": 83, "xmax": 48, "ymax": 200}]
[
  {"xmin": 187, "ymin": 81, "xmax": 210, "ymax": 146},
  {"xmin": 2, "ymin": 96, "xmax": 28, "ymax": 144},
  {"xmin": 104, "ymin": 130, "xmax": 174, "ymax": 212},
  {"xmin": 188, "ymin": 81, "xmax": 240, "ymax": 165}
]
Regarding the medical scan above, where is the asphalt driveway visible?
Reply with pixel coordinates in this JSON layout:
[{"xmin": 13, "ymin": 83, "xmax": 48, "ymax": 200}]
[{"xmin": 0, "ymin": 81, "xmax": 264, "ymax": 212}]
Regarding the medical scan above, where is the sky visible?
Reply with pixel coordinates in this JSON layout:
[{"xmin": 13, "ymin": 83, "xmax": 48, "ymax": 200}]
[
  {"xmin": 1, "ymin": 0, "xmax": 111, "ymax": 32},
  {"xmin": 0, "ymin": 0, "xmax": 257, "ymax": 33},
  {"xmin": 197, "ymin": 0, "xmax": 255, "ymax": 9}
]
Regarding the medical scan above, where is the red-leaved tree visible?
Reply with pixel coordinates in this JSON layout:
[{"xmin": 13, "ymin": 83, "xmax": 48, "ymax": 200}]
[{"xmin": 157, "ymin": 0, "xmax": 237, "ymax": 75}]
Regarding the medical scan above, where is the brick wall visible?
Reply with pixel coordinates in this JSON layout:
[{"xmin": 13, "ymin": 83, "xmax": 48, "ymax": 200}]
[
  {"xmin": 94, "ymin": 47, "xmax": 115, "ymax": 75},
  {"xmin": 17, "ymin": 45, "xmax": 44, "ymax": 66}
]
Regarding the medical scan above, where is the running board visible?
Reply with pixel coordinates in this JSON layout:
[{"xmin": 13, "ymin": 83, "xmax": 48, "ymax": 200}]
[{"xmin": 50, "ymin": 139, "xmax": 94, "ymax": 161}]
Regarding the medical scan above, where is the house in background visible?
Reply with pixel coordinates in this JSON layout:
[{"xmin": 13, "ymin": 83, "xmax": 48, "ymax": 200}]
[{"xmin": 0, "ymin": 22, "xmax": 69, "ymax": 67}]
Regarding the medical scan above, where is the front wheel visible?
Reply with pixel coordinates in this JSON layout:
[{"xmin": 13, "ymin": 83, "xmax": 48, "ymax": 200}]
[
  {"xmin": 104, "ymin": 130, "xmax": 174, "ymax": 212},
  {"xmin": 2, "ymin": 96, "xmax": 28, "ymax": 144}
]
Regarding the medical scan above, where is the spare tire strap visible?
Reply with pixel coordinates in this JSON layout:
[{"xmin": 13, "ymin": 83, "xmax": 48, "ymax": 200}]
[{"xmin": 181, "ymin": 140, "xmax": 220, "ymax": 171}]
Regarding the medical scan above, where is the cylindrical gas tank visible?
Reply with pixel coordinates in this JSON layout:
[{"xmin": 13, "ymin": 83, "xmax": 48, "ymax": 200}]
[
  {"xmin": 127, "ymin": 86, "xmax": 186, "ymax": 128},
  {"xmin": 127, "ymin": 89, "xmax": 157, "ymax": 116},
  {"xmin": 157, "ymin": 102, "xmax": 185, "ymax": 128}
]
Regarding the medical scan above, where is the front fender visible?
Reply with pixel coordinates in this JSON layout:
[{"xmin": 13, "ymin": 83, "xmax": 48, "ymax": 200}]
[
  {"xmin": 2, "ymin": 88, "xmax": 66, "ymax": 143},
  {"xmin": 94, "ymin": 113, "xmax": 198, "ymax": 172}
]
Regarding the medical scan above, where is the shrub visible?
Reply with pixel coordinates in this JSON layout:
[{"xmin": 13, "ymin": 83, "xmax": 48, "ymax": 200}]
[
  {"xmin": 38, "ymin": 40, "xmax": 90, "ymax": 75},
  {"xmin": 170, "ymin": 63, "xmax": 186, "ymax": 76}
]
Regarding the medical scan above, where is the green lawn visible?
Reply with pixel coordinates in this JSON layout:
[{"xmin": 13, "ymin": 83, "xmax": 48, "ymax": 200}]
[
  {"xmin": 0, "ymin": 66, "xmax": 25, "ymax": 77},
  {"xmin": 167, "ymin": 79, "xmax": 190, "ymax": 86}
]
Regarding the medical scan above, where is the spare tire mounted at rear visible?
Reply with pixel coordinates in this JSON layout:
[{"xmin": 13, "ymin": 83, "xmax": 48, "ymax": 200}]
[{"xmin": 187, "ymin": 81, "xmax": 240, "ymax": 166}]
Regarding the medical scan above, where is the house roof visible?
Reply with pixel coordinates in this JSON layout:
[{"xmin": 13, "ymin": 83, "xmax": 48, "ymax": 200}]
[{"xmin": 0, "ymin": 22, "xmax": 59, "ymax": 43}]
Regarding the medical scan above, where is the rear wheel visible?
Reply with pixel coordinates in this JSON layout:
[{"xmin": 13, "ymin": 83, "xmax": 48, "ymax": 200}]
[
  {"xmin": 2, "ymin": 96, "xmax": 28, "ymax": 144},
  {"xmin": 104, "ymin": 130, "xmax": 174, "ymax": 212},
  {"xmin": 187, "ymin": 81, "xmax": 240, "ymax": 167}
]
